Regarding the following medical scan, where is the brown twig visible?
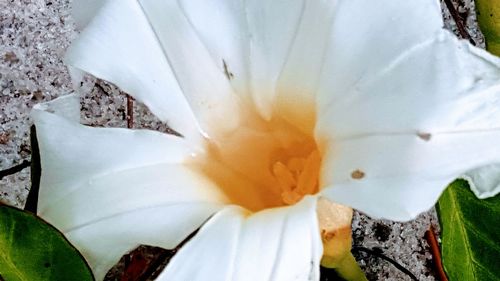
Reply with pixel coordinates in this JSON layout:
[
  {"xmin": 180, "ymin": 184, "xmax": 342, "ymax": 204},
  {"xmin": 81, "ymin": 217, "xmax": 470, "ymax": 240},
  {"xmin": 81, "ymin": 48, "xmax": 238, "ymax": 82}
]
[
  {"xmin": 126, "ymin": 95, "xmax": 134, "ymax": 129},
  {"xmin": 425, "ymin": 226, "xmax": 448, "ymax": 281},
  {"xmin": 442, "ymin": 0, "xmax": 475, "ymax": 45}
]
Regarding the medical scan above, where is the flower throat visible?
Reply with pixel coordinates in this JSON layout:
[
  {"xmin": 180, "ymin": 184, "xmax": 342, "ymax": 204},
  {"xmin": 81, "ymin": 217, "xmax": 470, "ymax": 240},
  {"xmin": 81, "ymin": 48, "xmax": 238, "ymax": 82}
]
[{"xmin": 190, "ymin": 99, "xmax": 321, "ymax": 212}]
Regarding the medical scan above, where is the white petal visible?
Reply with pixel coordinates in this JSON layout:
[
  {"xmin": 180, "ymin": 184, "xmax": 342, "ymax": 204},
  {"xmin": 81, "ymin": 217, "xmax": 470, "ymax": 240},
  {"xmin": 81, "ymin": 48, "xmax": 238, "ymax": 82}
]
[
  {"xmin": 176, "ymin": 0, "xmax": 250, "ymax": 98},
  {"xmin": 66, "ymin": 204, "xmax": 221, "ymax": 280},
  {"xmin": 274, "ymin": 0, "xmax": 337, "ymax": 132},
  {"xmin": 321, "ymin": 130, "xmax": 500, "ymax": 221},
  {"xmin": 67, "ymin": 66, "xmax": 86, "ymax": 94},
  {"xmin": 461, "ymin": 164, "xmax": 500, "ymax": 199},
  {"xmin": 137, "ymin": 0, "xmax": 242, "ymax": 137},
  {"xmin": 40, "ymin": 163, "xmax": 228, "ymax": 232},
  {"xmin": 314, "ymin": 4, "xmax": 500, "ymax": 221},
  {"xmin": 33, "ymin": 93, "xmax": 80, "ymax": 123},
  {"xmin": 65, "ymin": 0, "xmax": 201, "ymax": 144},
  {"xmin": 33, "ymin": 99, "xmax": 228, "ymax": 279},
  {"xmin": 65, "ymin": 204, "xmax": 222, "ymax": 280},
  {"xmin": 179, "ymin": 0, "xmax": 325, "ymax": 121},
  {"xmin": 58, "ymin": 166, "xmax": 226, "ymax": 280},
  {"xmin": 317, "ymin": 32, "xmax": 500, "ymax": 139},
  {"xmin": 71, "ymin": 0, "xmax": 106, "ymax": 29},
  {"xmin": 244, "ymin": 0, "xmax": 306, "ymax": 119},
  {"xmin": 322, "ymin": 177, "xmax": 446, "ymax": 221},
  {"xmin": 316, "ymin": 0, "xmax": 443, "ymax": 115},
  {"xmin": 158, "ymin": 197, "xmax": 322, "ymax": 281},
  {"xmin": 32, "ymin": 109, "xmax": 195, "ymax": 212}
]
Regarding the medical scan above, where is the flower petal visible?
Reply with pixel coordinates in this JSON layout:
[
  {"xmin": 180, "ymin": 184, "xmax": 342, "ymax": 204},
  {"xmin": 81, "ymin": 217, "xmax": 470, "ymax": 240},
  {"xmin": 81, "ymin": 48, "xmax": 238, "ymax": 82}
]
[
  {"xmin": 178, "ymin": 0, "xmax": 307, "ymax": 120},
  {"xmin": 33, "ymin": 92, "xmax": 80, "ymax": 122},
  {"xmin": 137, "ymin": 0, "xmax": 242, "ymax": 137},
  {"xmin": 65, "ymin": 0, "xmax": 202, "ymax": 143},
  {"xmin": 175, "ymin": 0, "xmax": 250, "ymax": 98},
  {"xmin": 58, "ymin": 169, "xmax": 225, "ymax": 280},
  {"xmin": 322, "ymin": 177, "xmax": 445, "ymax": 222},
  {"xmin": 32, "ymin": 96, "xmax": 228, "ymax": 279},
  {"xmin": 274, "ymin": 0, "xmax": 337, "ymax": 132},
  {"xmin": 40, "ymin": 163, "xmax": 228, "ymax": 233},
  {"xmin": 317, "ymin": 31, "xmax": 500, "ymax": 138},
  {"xmin": 314, "ymin": 1, "xmax": 500, "ymax": 221},
  {"xmin": 244, "ymin": 0, "xmax": 313, "ymax": 120},
  {"xmin": 33, "ymin": 109, "xmax": 196, "ymax": 212},
  {"xmin": 175, "ymin": 0, "xmax": 335, "ymax": 124},
  {"xmin": 461, "ymin": 164, "xmax": 500, "ymax": 199},
  {"xmin": 320, "ymin": 130, "xmax": 500, "ymax": 221},
  {"xmin": 157, "ymin": 197, "xmax": 322, "ymax": 281},
  {"xmin": 316, "ymin": 0, "xmax": 443, "ymax": 116}
]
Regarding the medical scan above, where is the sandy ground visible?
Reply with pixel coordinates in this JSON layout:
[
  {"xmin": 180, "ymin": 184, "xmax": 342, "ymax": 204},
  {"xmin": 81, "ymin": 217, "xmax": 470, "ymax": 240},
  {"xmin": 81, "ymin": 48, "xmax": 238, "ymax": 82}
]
[{"xmin": 0, "ymin": 0, "xmax": 486, "ymax": 280}]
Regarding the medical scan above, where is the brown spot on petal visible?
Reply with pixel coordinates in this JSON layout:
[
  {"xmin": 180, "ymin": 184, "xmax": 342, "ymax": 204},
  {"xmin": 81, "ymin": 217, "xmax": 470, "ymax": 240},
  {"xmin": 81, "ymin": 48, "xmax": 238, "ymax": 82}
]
[
  {"xmin": 351, "ymin": 169, "xmax": 365, "ymax": 180},
  {"xmin": 417, "ymin": 132, "xmax": 432, "ymax": 141}
]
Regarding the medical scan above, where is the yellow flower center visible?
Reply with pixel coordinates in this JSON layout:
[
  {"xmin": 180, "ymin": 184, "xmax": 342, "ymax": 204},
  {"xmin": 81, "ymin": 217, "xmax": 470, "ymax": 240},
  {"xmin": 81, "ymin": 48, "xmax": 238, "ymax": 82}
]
[{"xmin": 190, "ymin": 99, "xmax": 322, "ymax": 212}]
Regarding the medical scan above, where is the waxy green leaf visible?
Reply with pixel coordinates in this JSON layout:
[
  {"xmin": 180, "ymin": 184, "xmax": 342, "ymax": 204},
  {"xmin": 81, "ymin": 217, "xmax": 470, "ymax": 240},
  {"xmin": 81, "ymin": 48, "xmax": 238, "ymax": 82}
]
[
  {"xmin": 476, "ymin": 0, "xmax": 500, "ymax": 55},
  {"xmin": 436, "ymin": 180, "xmax": 500, "ymax": 281},
  {"xmin": 0, "ymin": 205, "xmax": 94, "ymax": 281}
]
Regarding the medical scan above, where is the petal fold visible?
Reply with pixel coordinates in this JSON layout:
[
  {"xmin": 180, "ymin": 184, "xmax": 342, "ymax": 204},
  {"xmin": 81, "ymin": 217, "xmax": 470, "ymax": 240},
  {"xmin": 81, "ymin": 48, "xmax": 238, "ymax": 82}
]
[
  {"xmin": 158, "ymin": 197, "xmax": 322, "ymax": 281},
  {"xmin": 461, "ymin": 164, "xmax": 500, "ymax": 199}
]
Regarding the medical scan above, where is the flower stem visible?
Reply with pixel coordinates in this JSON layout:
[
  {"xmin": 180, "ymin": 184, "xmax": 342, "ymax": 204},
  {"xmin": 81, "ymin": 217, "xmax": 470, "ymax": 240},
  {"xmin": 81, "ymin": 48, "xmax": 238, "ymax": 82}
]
[
  {"xmin": 442, "ymin": 0, "xmax": 475, "ymax": 45},
  {"xmin": 324, "ymin": 252, "xmax": 368, "ymax": 281}
]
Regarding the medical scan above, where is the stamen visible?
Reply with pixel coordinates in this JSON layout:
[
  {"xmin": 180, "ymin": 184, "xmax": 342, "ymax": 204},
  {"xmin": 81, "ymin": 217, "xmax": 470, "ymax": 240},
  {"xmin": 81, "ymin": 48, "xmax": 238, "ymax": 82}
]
[
  {"xmin": 273, "ymin": 161, "xmax": 296, "ymax": 192},
  {"xmin": 272, "ymin": 150, "xmax": 321, "ymax": 205}
]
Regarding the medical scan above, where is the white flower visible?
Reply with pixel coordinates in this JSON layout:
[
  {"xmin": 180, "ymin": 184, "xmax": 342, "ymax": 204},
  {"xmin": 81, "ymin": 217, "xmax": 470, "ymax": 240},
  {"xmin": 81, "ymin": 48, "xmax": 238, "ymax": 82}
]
[{"xmin": 33, "ymin": 0, "xmax": 500, "ymax": 280}]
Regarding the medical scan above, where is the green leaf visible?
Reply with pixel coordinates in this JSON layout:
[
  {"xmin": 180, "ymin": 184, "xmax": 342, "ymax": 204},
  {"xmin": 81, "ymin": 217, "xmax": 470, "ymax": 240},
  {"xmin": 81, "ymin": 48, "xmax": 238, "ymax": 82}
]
[
  {"xmin": 476, "ymin": 0, "xmax": 500, "ymax": 56},
  {"xmin": 0, "ymin": 205, "xmax": 94, "ymax": 281},
  {"xmin": 436, "ymin": 180, "xmax": 500, "ymax": 281}
]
